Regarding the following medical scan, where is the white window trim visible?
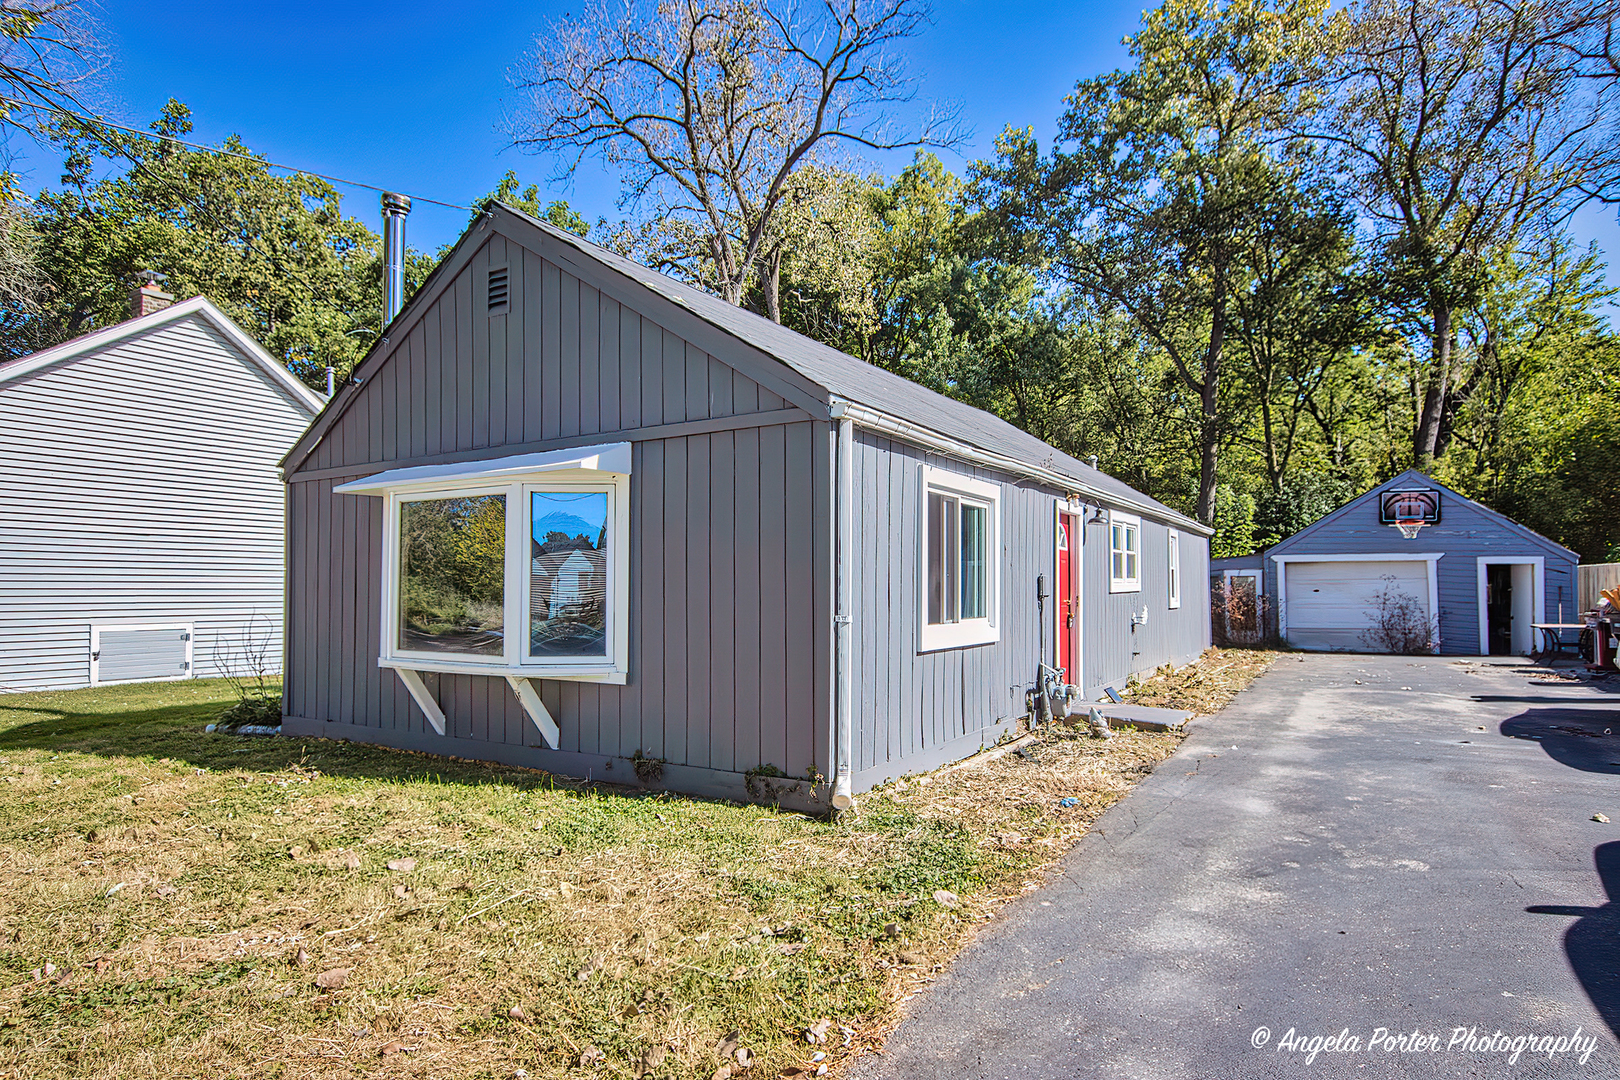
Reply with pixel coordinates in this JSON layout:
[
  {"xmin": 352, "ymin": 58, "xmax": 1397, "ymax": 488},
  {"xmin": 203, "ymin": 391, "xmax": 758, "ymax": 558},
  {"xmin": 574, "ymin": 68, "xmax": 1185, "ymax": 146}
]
[
  {"xmin": 1109, "ymin": 511, "xmax": 1142, "ymax": 593},
  {"xmin": 89, "ymin": 621, "xmax": 194, "ymax": 687},
  {"xmin": 1474, "ymin": 556, "xmax": 1545, "ymax": 656},
  {"xmin": 918, "ymin": 464, "xmax": 1001, "ymax": 653},
  {"xmin": 339, "ymin": 444, "xmax": 631, "ymax": 686},
  {"xmin": 1167, "ymin": 529, "xmax": 1181, "ymax": 609},
  {"xmin": 384, "ymin": 484, "xmax": 514, "ymax": 668},
  {"xmin": 1271, "ymin": 552, "xmax": 1444, "ymax": 653}
]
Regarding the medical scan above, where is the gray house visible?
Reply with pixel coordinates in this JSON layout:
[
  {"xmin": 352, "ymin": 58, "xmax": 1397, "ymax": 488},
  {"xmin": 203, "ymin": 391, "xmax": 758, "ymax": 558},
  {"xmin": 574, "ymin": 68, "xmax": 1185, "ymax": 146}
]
[
  {"xmin": 281, "ymin": 204, "xmax": 1211, "ymax": 809},
  {"xmin": 0, "ymin": 289, "xmax": 325, "ymax": 692},
  {"xmin": 1213, "ymin": 470, "xmax": 1578, "ymax": 655}
]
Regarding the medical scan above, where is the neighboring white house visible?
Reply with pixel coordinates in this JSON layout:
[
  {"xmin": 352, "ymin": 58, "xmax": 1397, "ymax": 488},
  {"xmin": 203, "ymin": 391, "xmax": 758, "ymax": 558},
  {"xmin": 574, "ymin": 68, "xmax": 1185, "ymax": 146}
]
[{"xmin": 0, "ymin": 288, "xmax": 324, "ymax": 692}]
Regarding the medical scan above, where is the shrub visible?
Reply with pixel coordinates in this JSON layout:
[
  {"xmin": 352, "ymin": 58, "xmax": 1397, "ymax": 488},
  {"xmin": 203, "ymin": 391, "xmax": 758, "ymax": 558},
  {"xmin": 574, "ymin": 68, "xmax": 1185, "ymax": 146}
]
[
  {"xmin": 1212, "ymin": 581, "xmax": 1276, "ymax": 647},
  {"xmin": 1361, "ymin": 578, "xmax": 1437, "ymax": 654},
  {"xmin": 217, "ymin": 693, "xmax": 282, "ymax": 729}
]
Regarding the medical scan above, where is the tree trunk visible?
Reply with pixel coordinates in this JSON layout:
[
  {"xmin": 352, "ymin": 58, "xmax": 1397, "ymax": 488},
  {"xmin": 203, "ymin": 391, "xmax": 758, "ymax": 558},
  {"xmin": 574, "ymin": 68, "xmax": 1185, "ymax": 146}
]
[
  {"xmin": 762, "ymin": 245, "xmax": 782, "ymax": 324},
  {"xmin": 1413, "ymin": 298, "xmax": 1452, "ymax": 469},
  {"xmin": 1196, "ymin": 267, "xmax": 1226, "ymax": 526},
  {"xmin": 1257, "ymin": 363, "xmax": 1282, "ymax": 491}
]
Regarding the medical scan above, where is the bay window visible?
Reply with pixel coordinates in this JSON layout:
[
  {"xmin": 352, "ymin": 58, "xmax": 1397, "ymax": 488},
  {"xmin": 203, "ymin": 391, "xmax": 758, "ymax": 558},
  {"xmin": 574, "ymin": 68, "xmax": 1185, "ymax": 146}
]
[
  {"xmin": 335, "ymin": 442, "xmax": 631, "ymax": 685},
  {"xmin": 919, "ymin": 465, "xmax": 999, "ymax": 652}
]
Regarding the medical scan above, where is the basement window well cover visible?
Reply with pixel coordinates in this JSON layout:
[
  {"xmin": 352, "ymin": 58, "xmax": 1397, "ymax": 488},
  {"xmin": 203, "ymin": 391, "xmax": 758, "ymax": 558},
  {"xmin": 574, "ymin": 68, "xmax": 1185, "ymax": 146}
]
[{"xmin": 334, "ymin": 442, "xmax": 631, "ymax": 682}]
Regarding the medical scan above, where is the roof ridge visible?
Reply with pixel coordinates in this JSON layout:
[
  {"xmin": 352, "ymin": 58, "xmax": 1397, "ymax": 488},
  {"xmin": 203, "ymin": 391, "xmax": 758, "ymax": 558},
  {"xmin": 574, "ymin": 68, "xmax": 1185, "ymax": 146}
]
[{"xmin": 495, "ymin": 203, "xmax": 1205, "ymax": 534}]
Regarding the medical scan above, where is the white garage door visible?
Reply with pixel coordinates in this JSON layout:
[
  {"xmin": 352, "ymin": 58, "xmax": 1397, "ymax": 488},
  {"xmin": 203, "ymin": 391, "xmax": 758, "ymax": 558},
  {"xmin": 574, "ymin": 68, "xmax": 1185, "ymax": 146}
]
[{"xmin": 1284, "ymin": 561, "xmax": 1431, "ymax": 652}]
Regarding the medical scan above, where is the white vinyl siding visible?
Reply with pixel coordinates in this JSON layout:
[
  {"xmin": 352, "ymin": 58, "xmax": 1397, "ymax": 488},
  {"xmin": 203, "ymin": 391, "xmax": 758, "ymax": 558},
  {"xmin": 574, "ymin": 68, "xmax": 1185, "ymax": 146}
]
[{"xmin": 0, "ymin": 313, "xmax": 318, "ymax": 691}]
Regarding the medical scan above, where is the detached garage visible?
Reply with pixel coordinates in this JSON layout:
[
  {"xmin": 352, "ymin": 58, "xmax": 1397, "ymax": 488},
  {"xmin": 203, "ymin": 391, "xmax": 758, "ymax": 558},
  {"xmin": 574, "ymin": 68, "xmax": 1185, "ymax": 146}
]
[{"xmin": 1213, "ymin": 471, "xmax": 1577, "ymax": 655}]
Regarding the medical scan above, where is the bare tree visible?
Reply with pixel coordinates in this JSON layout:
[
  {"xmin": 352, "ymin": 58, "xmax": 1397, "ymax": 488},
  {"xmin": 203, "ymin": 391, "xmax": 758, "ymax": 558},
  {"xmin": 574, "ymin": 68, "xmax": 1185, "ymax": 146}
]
[
  {"xmin": 505, "ymin": 0, "xmax": 962, "ymax": 320},
  {"xmin": 0, "ymin": 0, "xmax": 107, "ymax": 141},
  {"xmin": 0, "ymin": 195, "xmax": 43, "ymax": 357},
  {"xmin": 1318, "ymin": 0, "xmax": 1620, "ymax": 469}
]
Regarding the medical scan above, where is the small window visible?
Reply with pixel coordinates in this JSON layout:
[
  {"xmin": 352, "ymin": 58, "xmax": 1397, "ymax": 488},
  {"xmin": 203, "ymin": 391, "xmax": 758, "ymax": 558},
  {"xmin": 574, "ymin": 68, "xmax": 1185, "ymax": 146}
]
[
  {"xmin": 487, "ymin": 266, "xmax": 510, "ymax": 314},
  {"xmin": 920, "ymin": 466, "xmax": 999, "ymax": 652},
  {"xmin": 1109, "ymin": 511, "xmax": 1141, "ymax": 593},
  {"xmin": 1167, "ymin": 529, "xmax": 1181, "ymax": 609}
]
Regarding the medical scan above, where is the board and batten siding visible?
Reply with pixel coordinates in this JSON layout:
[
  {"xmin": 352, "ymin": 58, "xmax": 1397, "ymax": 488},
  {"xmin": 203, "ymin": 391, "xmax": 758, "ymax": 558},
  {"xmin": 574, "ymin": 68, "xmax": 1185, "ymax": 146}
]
[
  {"xmin": 1080, "ymin": 512, "xmax": 1211, "ymax": 695},
  {"xmin": 844, "ymin": 433, "xmax": 1211, "ymax": 788},
  {"xmin": 846, "ymin": 433, "xmax": 1050, "ymax": 789},
  {"xmin": 0, "ymin": 313, "xmax": 317, "ymax": 691},
  {"xmin": 292, "ymin": 233, "xmax": 807, "ymax": 479},
  {"xmin": 285, "ymin": 233, "xmax": 834, "ymax": 791},
  {"xmin": 1263, "ymin": 474, "xmax": 1578, "ymax": 655},
  {"xmin": 285, "ymin": 214, "xmax": 1212, "ymax": 802}
]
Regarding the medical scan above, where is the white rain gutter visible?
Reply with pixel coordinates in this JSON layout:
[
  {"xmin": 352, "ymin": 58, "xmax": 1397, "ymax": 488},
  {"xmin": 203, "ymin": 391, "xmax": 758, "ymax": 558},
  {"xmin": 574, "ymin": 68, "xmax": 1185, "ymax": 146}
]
[
  {"xmin": 833, "ymin": 400, "xmax": 1213, "ymax": 537},
  {"xmin": 830, "ymin": 405, "xmax": 856, "ymax": 811}
]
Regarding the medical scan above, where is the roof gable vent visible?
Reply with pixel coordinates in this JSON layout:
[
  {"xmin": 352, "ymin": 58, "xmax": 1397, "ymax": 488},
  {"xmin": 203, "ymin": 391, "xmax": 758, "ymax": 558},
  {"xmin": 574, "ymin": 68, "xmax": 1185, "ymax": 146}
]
[{"xmin": 487, "ymin": 267, "xmax": 510, "ymax": 314}]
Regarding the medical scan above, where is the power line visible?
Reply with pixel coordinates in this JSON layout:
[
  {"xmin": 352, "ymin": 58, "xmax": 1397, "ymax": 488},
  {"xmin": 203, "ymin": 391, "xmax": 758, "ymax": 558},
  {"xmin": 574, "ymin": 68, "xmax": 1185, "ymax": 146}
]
[{"xmin": 0, "ymin": 95, "xmax": 474, "ymax": 211}]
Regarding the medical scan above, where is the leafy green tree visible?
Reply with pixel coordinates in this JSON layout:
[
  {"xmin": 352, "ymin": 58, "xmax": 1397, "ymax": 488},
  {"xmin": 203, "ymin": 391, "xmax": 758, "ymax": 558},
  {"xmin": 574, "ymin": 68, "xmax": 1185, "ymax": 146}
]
[
  {"xmin": 987, "ymin": 0, "xmax": 1341, "ymax": 525},
  {"xmin": 1251, "ymin": 470, "xmax": 1356, "ymax": 547},
  {"xmin": 15, "ymin": 100, "xmax": 432, "ymax": 383},
  {"xmin": 477, "ymin": 170, "xmax": 589, "ymax": 237},
  {"xmin": 0, "ymin": 195, "xmax": 42, "ymax": 356},
  {"xmin": 1320, "ymin": 0, "xmax": 1620, "ymax": 468},
  {"xmin": 1212, "ymin": 484, "xmax": 1257, "ymax": 556}
]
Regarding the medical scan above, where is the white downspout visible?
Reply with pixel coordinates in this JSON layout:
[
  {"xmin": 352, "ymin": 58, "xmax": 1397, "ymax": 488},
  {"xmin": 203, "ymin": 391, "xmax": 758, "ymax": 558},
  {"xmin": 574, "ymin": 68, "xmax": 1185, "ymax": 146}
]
[{"xmin": 831, "ymin": 403, "xmax": 855, "ymax": 811}]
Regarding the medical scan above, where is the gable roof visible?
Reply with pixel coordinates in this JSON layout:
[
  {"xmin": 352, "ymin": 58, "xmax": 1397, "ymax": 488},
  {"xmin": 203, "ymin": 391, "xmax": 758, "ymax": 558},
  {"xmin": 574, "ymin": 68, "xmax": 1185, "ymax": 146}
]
[
  {"xmin": 1268, "ymin": 469, "xmax": 1575, "ymax": 558},
  {"xmin": 285, "ymin": 203, "xmax": 1207, "ymax": 534},
  {"xmin": 0, "ymin": 295, "xmax": 327, "ymax": 415}
]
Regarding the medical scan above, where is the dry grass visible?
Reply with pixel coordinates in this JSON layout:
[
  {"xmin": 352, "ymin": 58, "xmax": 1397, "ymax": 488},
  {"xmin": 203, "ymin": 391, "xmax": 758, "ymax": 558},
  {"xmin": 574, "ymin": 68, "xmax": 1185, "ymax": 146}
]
[
  {"xmin": 1120, "ymin": 648, "xmax": 1279, "ymax": 717},
  {"xmin": 0, "ymin": 649, "xmax": 1272, "ymax": 1080}
]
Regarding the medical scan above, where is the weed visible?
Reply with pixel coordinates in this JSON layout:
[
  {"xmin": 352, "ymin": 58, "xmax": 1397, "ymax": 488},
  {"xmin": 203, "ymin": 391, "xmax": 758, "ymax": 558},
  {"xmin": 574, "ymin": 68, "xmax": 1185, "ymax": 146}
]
[{"xmin": 630, "ymin": 749, "xmax": 666, "ymax": 784}]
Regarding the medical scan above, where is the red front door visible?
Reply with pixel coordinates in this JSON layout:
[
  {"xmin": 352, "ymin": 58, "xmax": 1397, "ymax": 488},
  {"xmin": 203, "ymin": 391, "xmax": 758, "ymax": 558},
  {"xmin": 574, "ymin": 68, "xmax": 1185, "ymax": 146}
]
[{"xmin": 1057, "ymin": 515, "xmax": 1074, "ymax": 681}]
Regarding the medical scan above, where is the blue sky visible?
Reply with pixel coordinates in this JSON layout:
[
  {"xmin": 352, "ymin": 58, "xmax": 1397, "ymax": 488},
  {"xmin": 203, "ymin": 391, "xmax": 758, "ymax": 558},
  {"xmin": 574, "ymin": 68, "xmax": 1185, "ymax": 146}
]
[{"xmin": 12, "ymin": 0, "xmax": 1619, "ymax": 281}]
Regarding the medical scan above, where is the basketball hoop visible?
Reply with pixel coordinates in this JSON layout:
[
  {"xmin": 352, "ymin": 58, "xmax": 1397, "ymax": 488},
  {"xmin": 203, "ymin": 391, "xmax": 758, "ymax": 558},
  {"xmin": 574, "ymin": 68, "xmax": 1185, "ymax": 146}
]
[{"xmin": 1393, "ymin": 517, "xmax": 1427, "ymax": 540}]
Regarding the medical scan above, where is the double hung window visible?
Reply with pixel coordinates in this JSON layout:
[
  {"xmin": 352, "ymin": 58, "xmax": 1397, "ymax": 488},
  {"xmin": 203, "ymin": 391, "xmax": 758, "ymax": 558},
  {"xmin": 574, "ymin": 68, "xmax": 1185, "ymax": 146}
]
[
  {"xmin": 919, "ymin": 466, "xmax": 999, "ymax": 652},
  {"xmin": 1109, "ymin": 512, "xmax": 1141, "ymax": 593}
]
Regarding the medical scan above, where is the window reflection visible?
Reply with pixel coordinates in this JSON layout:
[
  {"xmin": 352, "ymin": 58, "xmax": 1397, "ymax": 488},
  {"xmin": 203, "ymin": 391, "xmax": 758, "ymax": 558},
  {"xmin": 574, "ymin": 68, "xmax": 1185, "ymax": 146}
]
[
  {"xmin": 398, "ymin": 495, "xmax": 506, "ymax": 655},
  {"xmin": 531, "ymin": 491, "xmax": 609, "ymax": 656}
]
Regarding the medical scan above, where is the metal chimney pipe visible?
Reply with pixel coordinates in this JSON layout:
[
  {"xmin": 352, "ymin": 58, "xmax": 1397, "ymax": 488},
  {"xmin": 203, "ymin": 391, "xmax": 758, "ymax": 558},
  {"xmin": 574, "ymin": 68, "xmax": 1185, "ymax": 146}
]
[{"xmin": 381, "ymin": 192, "xmax": 412, "ymax": 325}]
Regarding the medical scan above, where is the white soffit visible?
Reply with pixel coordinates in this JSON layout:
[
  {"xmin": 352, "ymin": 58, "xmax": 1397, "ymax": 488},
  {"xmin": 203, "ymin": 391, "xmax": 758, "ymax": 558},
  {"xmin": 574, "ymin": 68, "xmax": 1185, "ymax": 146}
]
[{"xmin": 334, "ymin": 441, "xmax": 633, "ymax": 495}]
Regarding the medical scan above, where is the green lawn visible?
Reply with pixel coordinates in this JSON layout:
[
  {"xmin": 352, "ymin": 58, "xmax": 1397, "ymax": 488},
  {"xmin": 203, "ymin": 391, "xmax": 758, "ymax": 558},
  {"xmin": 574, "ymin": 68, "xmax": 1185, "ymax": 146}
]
[{"xmin": 0, "ymin": 660, "xmax": 1263, "ymax": 1079}]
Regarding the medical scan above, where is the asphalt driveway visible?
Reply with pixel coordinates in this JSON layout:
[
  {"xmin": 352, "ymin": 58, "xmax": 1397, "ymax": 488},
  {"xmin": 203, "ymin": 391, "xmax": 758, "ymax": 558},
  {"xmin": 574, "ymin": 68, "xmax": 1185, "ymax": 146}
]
[{"xmin": 857, "ymin": 654, "xmax": 1620, "ymax": 1079}]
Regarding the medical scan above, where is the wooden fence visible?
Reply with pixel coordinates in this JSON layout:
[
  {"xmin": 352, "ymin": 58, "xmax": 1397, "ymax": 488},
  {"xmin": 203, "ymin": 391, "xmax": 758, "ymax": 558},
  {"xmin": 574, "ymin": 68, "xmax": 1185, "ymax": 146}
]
[{"xmin": 1578, "ymin": 563, "xmax": 1620, "ymax": 613}]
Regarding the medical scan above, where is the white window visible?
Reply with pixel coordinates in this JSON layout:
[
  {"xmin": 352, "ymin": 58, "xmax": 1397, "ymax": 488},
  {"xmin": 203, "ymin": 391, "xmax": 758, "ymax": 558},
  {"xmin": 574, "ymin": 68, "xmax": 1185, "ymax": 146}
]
[
  {"xmin": 1167, "ymin": 529, "xmax": 1181, "ymax": 609},
  {"xmin": 1109, "ymin": 511, "xmax": 1141, "ymax": 593},
  {"xmin": 919, "ymin": 465, "xmax": 1000, "ymax": 652},
  {"xmin": 336, "ymin": 442, "xmax": 631, "ymax": 683}
]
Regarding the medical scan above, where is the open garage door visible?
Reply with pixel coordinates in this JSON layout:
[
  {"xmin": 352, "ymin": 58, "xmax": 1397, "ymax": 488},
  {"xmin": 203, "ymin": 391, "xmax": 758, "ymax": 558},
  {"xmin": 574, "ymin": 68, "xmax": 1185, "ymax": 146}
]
[{"xmin": 1283, "ymin": 561, "xmax": 1432, "ymax": 652}]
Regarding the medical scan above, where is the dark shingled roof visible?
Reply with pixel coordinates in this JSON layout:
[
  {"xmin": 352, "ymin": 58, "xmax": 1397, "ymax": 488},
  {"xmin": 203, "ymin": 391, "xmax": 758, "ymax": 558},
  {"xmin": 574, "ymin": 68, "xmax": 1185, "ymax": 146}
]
[{"xmin": 502, "ymin": 204, "xmax": 1205, "ymax": 534}]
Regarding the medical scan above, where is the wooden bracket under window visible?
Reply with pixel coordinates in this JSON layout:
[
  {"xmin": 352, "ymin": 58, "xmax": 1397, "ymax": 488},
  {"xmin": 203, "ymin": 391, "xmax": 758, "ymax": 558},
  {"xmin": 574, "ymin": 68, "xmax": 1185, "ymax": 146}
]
[
  {"xmin": 506, "ymin": 675, "xmax": 561, "ymax": 749},
  {"xmin": 394, "ymin": 668, "xmax": 446, "ymax": 736}
]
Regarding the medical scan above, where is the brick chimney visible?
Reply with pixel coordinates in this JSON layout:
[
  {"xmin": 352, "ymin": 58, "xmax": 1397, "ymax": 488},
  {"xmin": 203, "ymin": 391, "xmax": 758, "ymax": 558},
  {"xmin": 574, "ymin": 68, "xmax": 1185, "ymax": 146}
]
[{"xmin": 130, "ymin": 270, "xmax": 173, "ymax": 320}]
